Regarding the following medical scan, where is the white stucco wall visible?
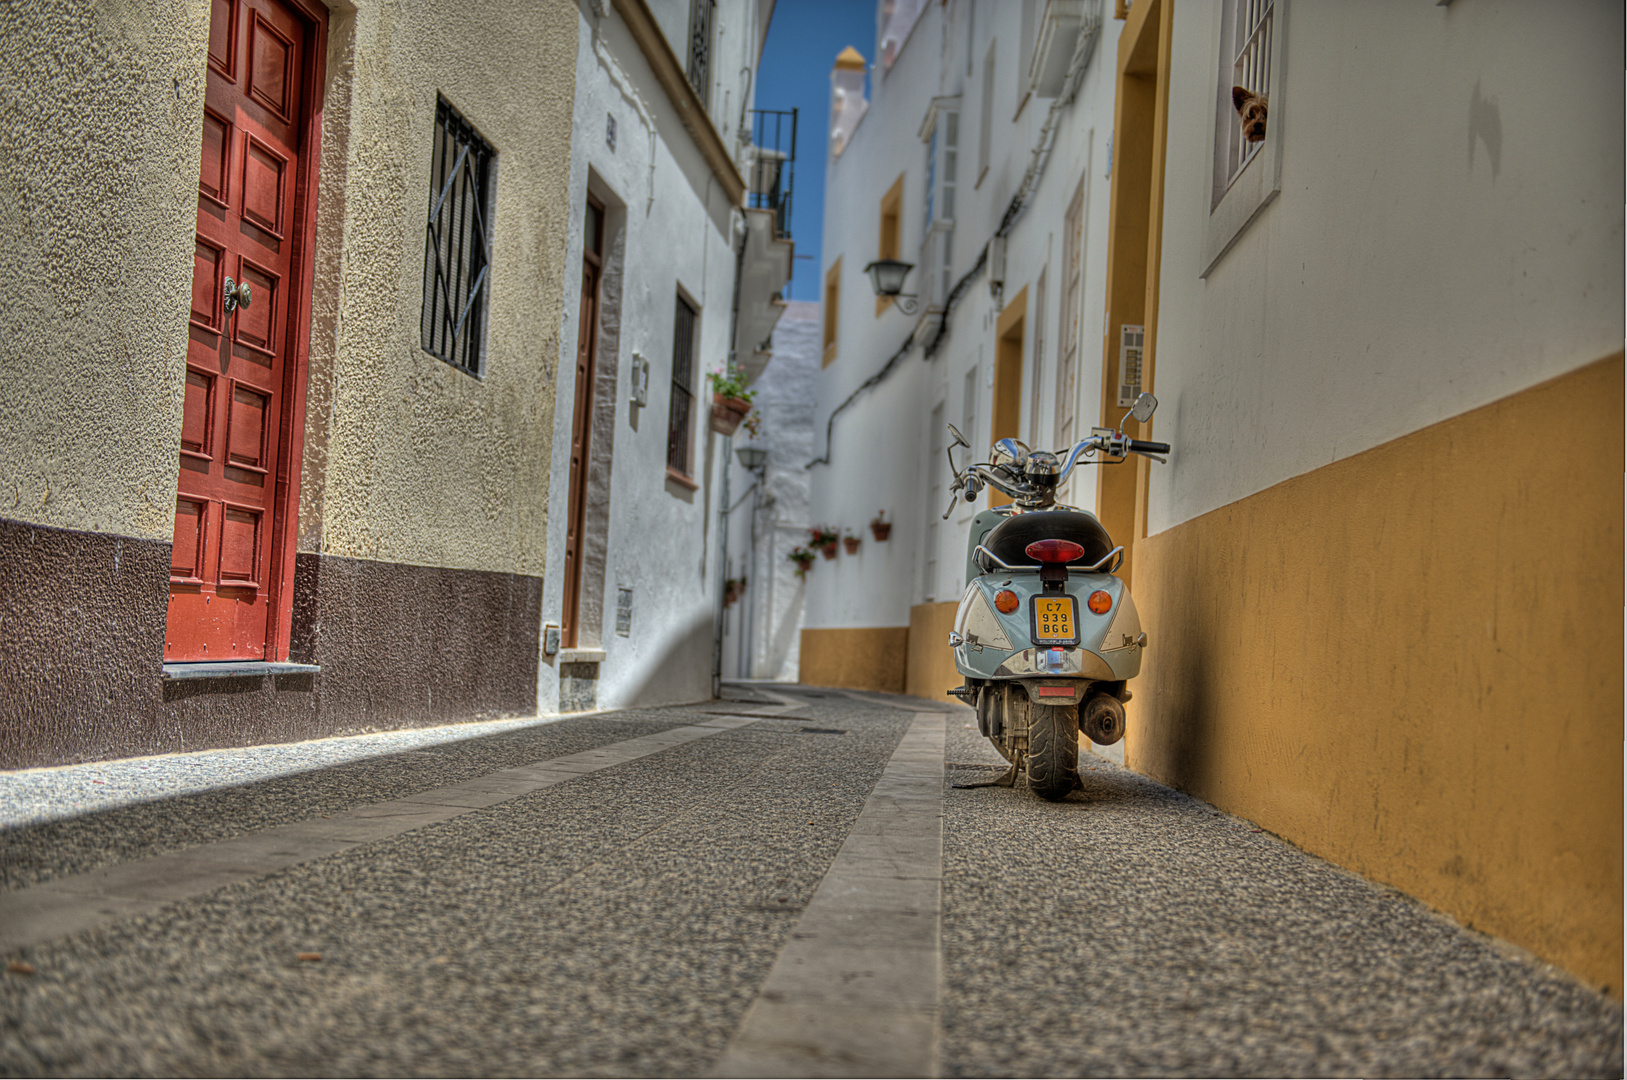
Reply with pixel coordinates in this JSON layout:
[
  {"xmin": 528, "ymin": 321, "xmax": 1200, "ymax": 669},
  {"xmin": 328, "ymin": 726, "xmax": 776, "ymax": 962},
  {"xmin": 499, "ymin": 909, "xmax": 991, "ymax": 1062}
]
[
  {"xmin": 807, "ymin": 0, "xmax": 1121, "ymax": 632},
  {"xmin": 1148, "ymin": 0, "xmax": 1625, "ymax": 535},
  {"xmin": 538, "ymin": 1, "xmax": 762, "ymax": 712}
]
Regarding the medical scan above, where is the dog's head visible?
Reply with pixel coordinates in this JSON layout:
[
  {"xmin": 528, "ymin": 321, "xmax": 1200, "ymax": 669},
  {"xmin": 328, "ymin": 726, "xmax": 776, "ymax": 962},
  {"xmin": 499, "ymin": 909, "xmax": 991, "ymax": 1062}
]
[{"xmin": 1232, "ymin": 85, "xmax": 1268, "ymax": 143}]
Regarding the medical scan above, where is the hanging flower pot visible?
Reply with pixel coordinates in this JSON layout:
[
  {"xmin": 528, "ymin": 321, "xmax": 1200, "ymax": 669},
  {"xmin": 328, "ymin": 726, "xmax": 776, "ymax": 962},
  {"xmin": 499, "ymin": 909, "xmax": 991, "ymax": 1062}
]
[
  {"xmin": 870, "ymin": 511, "xmax": 891, "ymax": 542},
  {"xmin": 807, "ymin": 525, "xmax": 840, "ymax": 560},
  {"xmin": 788, "ymin": 546, "xmax": 816, "ymax": 578},
  {"xmin": 710, "ymin": 393, "xmax": 752, "ymax": 436},
  {"xmin": 843, "ymin": 535, "xmax": 861, "ymax": 555}
]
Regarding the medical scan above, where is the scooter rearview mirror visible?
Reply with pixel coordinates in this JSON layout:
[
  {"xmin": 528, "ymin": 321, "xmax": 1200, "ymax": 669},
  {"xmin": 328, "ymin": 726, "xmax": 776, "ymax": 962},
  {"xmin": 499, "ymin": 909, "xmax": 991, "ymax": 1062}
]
[
  {"xmin": 946, "ymin": 423, "xmax": 971, "ymax": 450},
  {"xmin": 1130, "ymin": 392, "xmax": 1158, "ymax": 424}
]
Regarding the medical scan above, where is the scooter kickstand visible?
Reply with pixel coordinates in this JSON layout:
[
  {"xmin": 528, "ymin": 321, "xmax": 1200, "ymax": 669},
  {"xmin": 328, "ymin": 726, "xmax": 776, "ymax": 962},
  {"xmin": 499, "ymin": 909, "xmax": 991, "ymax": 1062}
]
[{"xmin": 952, "ymin": 764, "xmax": 1018, "ymax": 789}]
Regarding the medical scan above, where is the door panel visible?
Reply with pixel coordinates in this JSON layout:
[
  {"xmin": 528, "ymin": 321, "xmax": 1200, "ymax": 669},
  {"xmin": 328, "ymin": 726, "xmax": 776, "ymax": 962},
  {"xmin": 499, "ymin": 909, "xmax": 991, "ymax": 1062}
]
[{"xmin": 166, "ymin": 0, "xmax": 311, "ymax": 662}]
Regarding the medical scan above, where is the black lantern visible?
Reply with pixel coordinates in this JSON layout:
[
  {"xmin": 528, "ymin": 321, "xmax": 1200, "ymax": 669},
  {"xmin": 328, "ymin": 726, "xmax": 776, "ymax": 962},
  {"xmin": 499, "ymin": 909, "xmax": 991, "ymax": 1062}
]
[{"xmin": 863, "ymin": 259, "xmax": 919, "ymax": 314}]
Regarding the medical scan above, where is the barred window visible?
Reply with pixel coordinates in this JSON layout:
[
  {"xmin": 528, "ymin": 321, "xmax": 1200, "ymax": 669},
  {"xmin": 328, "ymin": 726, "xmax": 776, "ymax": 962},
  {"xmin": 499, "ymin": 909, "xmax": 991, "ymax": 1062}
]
[
  {"xmin": 686, "ymin": 0, "xmax": 715, "ymax": 109},
  {"xmin": 421, "ymin": 96, "xmax": 495, "ymax": 377},
  {"xmin": 667, "ymin": 294, "xmax": 699, "ymax": 476}
]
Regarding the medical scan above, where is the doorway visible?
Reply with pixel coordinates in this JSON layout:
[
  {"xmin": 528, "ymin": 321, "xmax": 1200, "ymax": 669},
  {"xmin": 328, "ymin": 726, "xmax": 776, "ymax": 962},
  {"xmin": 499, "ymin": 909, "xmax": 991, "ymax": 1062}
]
[
  {"xmin": 166, "ymin": 0, "xmax": 324, "ymax": 662},
  {"xmin": 989, "ymin": 285, "xmax": 1028, "ymax": 508},
  {"xmin": 562, "ymin": 195, "xmax": 605, "ymax": 649}
]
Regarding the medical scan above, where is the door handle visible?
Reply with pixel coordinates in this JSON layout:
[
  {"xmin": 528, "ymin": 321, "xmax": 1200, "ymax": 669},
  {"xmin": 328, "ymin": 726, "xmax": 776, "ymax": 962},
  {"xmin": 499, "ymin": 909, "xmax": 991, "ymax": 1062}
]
[{"xmin": 223, "ymin": 277, "xmax": 252, "ymax": 316}]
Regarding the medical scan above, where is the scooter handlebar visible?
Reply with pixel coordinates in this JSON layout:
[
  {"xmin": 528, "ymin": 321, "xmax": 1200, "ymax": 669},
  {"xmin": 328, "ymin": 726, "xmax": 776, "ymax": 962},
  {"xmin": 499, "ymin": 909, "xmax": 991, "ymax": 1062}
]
[{"xmin": 1128, "ymin": 439, "xmax": 1170, "ymax": 455}]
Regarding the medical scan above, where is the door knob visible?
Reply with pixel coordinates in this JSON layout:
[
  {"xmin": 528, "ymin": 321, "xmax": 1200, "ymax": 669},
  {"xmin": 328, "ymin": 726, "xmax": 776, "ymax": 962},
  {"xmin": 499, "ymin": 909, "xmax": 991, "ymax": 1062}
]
[{"xmin": 223, "ymin": 277, "xmax": 252, "ymax": 315}]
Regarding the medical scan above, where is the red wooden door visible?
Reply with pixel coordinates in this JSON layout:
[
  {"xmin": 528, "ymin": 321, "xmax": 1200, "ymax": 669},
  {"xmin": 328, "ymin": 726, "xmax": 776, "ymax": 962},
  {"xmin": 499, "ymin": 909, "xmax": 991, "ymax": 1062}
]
[{"xmin": 167, "ymin": 0, "xmax": 315, "ymax": 661}]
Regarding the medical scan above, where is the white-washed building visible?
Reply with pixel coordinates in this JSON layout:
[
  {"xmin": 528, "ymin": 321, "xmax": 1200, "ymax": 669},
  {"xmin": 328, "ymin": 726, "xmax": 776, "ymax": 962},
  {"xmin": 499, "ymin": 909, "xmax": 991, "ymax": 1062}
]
[
  {"xmin": 803, "ymin": 0, "xmax": 1119, "ymax": 699},
  {"xmin": 540, "ymin": 0, "xmax": 793, "ymax": 712},
  {"xmin": 810, "ymin": 0, "xmax": 1623, "ymax": 1001}
]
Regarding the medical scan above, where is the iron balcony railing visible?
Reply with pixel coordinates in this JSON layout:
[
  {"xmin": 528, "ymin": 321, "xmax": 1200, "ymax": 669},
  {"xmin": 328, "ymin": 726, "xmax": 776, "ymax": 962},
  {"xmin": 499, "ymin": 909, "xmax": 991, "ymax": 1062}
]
[{"xmin": 747, "ymin": 108, "xmax": 797, "ymax": 240}]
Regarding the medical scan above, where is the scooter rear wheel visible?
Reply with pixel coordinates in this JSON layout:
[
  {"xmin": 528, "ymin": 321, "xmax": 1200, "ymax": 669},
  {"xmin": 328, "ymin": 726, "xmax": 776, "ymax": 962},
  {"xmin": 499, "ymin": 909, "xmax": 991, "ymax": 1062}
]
[{"xmin": 1026, "ymin": 703, "xmax": 1079, "ymax": 801}]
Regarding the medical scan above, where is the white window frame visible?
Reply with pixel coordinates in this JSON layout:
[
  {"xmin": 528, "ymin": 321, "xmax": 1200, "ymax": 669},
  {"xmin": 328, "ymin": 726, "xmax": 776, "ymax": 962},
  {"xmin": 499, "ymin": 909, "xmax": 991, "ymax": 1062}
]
[{"xmin": 1201, "ymin": 0, "xmax": 1287, "ymax": 278}]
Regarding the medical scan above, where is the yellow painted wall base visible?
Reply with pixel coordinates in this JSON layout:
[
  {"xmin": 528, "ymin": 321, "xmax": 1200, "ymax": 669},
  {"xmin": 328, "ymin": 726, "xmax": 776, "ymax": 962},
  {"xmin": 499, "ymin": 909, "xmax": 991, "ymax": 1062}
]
[
  {"xmin": 799, "ymin": 627, "xmax": 909, "ymax": 693},
  {"xmin": 1130, "ymin": 354, "xmax": 1624, "ymax": 997},
  {"xmin": 906, "ymin": 602, "xmax": 962, "ymax": 703}
]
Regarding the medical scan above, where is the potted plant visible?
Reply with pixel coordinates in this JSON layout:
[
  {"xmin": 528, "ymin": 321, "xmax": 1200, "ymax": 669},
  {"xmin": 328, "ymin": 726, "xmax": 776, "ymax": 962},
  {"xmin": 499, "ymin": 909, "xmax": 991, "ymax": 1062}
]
[
  {"xmin": 787, "ymin": 546, "xmax": 816, "ymax": 578},
  {"xmin": 870, "ymin": 511, "xmax": 891, "ymax": 542},
  {"xmin": 724, "ymin": 576, "xmax": 746, "ymax": 606},
  {"xmin": 707, "ymin": 367, "xmax": 756, "ymax": 436},
  {"xmin": 842, "ymin": 531, "xmax": 861, "ymax": 555},
  {"xmin": 807, "ymin": 525, "xmax": 840, "ymax": 560}
]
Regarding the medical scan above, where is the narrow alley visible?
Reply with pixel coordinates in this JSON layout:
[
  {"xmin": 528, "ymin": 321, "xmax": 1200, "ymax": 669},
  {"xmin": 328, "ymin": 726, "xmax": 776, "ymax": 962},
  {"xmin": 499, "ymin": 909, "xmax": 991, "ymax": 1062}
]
[{"xmin": 2, "ymin": 686, "xmax": 1618, "ymax": 1077}]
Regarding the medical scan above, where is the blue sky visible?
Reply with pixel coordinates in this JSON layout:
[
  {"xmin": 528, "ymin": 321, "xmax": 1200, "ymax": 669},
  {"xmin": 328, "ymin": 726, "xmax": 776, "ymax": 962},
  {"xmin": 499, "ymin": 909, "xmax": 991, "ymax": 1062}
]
[{"xmin": 754, "ymin": 0, "xmax": 876, "ymax": 301}]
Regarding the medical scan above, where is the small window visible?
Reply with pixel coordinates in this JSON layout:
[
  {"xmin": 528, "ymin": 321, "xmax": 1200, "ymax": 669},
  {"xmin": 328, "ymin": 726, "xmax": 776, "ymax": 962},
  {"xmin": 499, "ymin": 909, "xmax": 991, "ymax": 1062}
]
[
  {"xmin": 686, "ymin": 0, "xmax": 715, "ymax": 108},
  {"xmin": 1202, "ymin": 0, "xmax": 1285, "ymax": 276},
  {"xmin": 822, "ymin": 259, "xmax": 841, "ymax": 365},
  {"xmin": 421, "ymin": 96, "xmax": 496, "ymax": 377},
  {"xmin": 1056, "ymin": 175, "xmax": 1087, "ymax": 458},
  {"xmin": 667, "ymin": 293, "xmax": 699, "ymax": 476}
]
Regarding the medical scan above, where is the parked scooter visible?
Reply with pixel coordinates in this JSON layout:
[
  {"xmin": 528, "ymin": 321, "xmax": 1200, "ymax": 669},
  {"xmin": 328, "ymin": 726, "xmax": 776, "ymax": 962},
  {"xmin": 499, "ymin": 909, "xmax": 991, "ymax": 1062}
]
[{"xmin": 944, "ymin": 393, "xmax": 1169, "ymax": 800}]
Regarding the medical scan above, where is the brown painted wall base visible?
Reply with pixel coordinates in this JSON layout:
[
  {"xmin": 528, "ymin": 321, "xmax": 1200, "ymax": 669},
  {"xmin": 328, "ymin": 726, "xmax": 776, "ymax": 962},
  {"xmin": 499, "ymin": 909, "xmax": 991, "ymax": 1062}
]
[
  {"xmin": 905, "ymin": 602, "xmax": 961, "ymax": 703},
  {"xmin": 798, "ymin": 626, "xmax": 909, "ymax": 694},
  {"xmin": 0, "ymin": 518, "xmax": 542, "ymax": 769},
  {"xmin": 1129, "ymin": 355, "xmax": 1624, "ymax": 997}
]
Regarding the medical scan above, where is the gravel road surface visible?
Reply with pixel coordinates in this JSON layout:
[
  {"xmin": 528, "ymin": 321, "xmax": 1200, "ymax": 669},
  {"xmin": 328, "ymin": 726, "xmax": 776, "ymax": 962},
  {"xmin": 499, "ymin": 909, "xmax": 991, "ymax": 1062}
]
[{"xmin": 0, "ymin": 685, "xmax": 1618, "ymax": 1077}]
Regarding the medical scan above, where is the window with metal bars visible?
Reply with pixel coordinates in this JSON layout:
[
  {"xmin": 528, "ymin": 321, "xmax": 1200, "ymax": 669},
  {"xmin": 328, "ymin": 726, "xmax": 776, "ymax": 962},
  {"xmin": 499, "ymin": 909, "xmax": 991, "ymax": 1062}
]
[
  {"xmin": 1220, "ymin": 0, "xmax": 1274, "ymax": 190},
  {"xmin": 686, "ymin": 0, "xmax": 715, "ymax": 109},
  {"xmin": 667, "ymin": 293, "xmax": 699, "ymax": 476},
  {"xmin": 421, "ymin": 96, "xmax": 496, "ymax": 377}
]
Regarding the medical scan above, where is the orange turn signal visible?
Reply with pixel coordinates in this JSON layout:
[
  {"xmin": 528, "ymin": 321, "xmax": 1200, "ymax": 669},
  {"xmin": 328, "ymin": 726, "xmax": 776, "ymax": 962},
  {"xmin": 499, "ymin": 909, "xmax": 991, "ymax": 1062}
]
[
  {"xmin": 994, "ymin": 589, "xmax": 1020, "ymax": 614},
  {"xmin": 1088, "ymin": 590, "xmax": 1113, "ymax": 614}
]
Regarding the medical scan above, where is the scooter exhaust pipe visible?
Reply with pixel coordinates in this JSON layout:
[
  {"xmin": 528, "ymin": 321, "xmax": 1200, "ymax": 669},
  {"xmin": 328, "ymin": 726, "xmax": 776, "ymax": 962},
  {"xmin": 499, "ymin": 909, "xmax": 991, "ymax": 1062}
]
[{"xmin": 1080, "ymin": 693, "xmax": 1126, "ymax": 746}]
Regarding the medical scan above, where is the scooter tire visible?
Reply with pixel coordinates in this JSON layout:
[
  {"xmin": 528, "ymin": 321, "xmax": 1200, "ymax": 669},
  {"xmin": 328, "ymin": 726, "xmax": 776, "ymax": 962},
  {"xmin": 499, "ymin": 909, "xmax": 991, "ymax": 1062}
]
[{"xmin": 1026, "ymin": 703, "xmax": 1079, "ymax": 801}]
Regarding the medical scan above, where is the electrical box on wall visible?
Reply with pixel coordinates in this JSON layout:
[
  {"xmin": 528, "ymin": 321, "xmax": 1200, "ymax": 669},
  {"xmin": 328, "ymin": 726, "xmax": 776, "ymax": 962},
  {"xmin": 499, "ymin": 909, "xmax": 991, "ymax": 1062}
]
[
  {"xmin": 629, "ymin": 352, "xmax": 649, "ymax": 406},
  {"xmin": 1117, "ymin": 324, "xmax": 1144, "ymax": 407},
  {"xmin": 616, "ymin": 588, "xmax": 633, "ymax": 637},
  {"xmin": 543, "ymin": 624, "xmax": 560, "ymax": 656}
]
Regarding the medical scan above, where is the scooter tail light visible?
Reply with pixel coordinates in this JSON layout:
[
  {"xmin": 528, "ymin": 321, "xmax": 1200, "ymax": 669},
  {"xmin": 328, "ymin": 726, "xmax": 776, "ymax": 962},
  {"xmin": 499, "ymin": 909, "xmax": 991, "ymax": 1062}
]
[
  {"xmin": 1088, "ymin": 590, "xmax": 1113, "ymax": 615},
  {"xmin": 1025, "ymin": 539, "xmax": 1085, "ymax": 564},
  {"xmin": 993, "ymin": 589, "xmax": 1020, "ymax": 614}
]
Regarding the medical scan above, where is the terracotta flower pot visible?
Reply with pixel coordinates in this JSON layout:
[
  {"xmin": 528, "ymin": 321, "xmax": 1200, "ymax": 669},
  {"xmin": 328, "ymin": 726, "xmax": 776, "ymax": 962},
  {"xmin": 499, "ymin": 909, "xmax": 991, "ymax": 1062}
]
[
  {"xmin": 819, "ymin": 541, "xmax": 838, "ymax": 560},
  {"xmin": 870, "ymin": 522, "xmax": 891, "ymax": 542},
  {"xmin": 709, "ymin": 393, "xmax": 751, "ymax": 436},
  {"xmin": 843, "ymin": 536, "xmax": 861, "ymax": 555}
]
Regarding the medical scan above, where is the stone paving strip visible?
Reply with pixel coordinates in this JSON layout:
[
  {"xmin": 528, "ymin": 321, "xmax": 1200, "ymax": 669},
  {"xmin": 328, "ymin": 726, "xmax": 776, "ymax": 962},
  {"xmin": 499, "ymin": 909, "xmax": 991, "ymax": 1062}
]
[
  {"xmin": 717, "ymin": 710, "xmax": 948, "ymax": 1079},
  {"xmin": 0, "ymin": 713, "xmax": 783, "ymax": 952}
]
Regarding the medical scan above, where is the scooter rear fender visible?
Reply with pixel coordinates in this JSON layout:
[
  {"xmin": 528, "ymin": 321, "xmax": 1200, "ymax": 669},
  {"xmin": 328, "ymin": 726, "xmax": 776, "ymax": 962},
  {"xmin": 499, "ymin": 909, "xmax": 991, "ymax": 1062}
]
[{"xmin": 952, "ymin": 572, "xmax": 1143, "ymax": 684}]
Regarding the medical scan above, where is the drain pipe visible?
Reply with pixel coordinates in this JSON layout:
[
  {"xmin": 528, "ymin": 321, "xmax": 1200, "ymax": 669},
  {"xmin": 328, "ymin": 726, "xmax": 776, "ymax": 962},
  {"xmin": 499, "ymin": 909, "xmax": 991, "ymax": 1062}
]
[{"xmin": 713, "ymin": 208, "xmax": 749, "ymax": 698}]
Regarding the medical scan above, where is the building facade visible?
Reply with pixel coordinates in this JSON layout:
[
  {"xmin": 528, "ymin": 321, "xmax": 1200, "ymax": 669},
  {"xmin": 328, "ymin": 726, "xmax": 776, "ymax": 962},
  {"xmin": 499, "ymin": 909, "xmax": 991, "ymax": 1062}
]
[
  {"xmin": 809, "ymin": 0, "xmax": 1621, "ymax": 996},
  {"xmin": 1, "ymin": 0, "xmax": 578, "ymax": 767},
  {"xmin": 805, "ymin": 0, "xmax": 1121, "ymax": 704},
  {"xmin": 538, "ymin": 0, "xmax": 790, "ymax": 712}
]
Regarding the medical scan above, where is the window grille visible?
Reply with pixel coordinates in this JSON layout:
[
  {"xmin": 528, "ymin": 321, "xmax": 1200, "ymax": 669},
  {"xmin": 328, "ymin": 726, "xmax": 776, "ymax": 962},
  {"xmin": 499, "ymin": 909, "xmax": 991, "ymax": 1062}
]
[
  {"xmin": 686, "ymin": 0, "xmax": 715, "ymax": 109},
  {"xmin": 1223, "ymin": 0, "xmax": 1273, "ymax": 187},
  {"xmin": 667, "ymin": 294, "xmax": 698, "ymax": 475},
  {"xmin": 421, "ymin": 97, "xmax": 495, "ymax": 377}
]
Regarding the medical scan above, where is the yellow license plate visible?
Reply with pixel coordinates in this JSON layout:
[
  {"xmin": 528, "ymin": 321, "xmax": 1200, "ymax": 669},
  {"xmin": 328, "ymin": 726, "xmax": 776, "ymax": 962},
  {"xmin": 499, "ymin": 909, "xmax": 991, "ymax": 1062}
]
[{"xmin": 1031, "ymin": 597, "xmax": 1078, "ymax": 644}]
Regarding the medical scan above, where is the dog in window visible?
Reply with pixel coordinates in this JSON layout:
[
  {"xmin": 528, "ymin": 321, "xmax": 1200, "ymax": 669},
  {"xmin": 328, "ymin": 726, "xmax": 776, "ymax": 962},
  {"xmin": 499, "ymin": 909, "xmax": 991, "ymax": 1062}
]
[{"xmin": 1232, "ymin": 86, "xmax": 1268, "ymax": 143}]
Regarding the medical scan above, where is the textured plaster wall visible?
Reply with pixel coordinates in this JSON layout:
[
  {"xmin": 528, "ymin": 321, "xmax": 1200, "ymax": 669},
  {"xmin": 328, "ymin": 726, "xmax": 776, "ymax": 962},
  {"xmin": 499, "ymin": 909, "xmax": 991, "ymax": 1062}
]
[
  {"xmin": 1131, "ymin": 357, "xmax": 1624, "ymax": 997},
  {"xmin": 298, "ymin": 0, "xmax": 577, "ymax": 577},
  {"xmin": 1149, "ymin": 0, "xmax": 1626, "ymax": 534},
  {"xmin": 536, "ymin": 4, "xmax": 750, "ymax": 713},
  {"xmin": 0, "ymin": 0, "xmax": 210, "ymax": 541}
]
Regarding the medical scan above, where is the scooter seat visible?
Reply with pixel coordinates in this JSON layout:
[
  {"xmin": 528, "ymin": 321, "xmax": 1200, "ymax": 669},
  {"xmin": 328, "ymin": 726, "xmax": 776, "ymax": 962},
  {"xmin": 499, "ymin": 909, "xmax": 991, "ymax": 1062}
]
[{"xmin": 977, "ymin": 509, "xmax": 1114, "ymax": 573}]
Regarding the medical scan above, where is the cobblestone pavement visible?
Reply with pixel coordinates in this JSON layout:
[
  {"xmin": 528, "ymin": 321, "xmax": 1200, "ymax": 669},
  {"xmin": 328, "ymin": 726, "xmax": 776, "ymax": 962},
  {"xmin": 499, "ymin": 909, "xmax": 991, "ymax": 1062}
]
[{"xmin": 1, "ymin": 686, "xmax": 1619, "ymax": 1078}]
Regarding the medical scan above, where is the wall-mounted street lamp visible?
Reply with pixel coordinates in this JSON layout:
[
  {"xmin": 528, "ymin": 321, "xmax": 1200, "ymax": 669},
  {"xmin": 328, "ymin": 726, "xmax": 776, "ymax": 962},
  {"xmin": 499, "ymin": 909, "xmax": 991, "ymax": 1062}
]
[
  {"xmin": 735, "ymin": 445, "xmax": 768, "ymax": 473},
  {"xmin": 863, "ymin": 258, "xmax": 919, "ymax": 315}
]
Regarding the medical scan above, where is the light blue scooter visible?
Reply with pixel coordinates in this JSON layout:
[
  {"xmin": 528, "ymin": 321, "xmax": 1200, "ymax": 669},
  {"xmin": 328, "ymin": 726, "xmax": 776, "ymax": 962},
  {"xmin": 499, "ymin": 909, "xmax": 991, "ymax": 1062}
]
[{"xmin": 943, "ymin": 393, "xmax": 1169, "ymax": 800}]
